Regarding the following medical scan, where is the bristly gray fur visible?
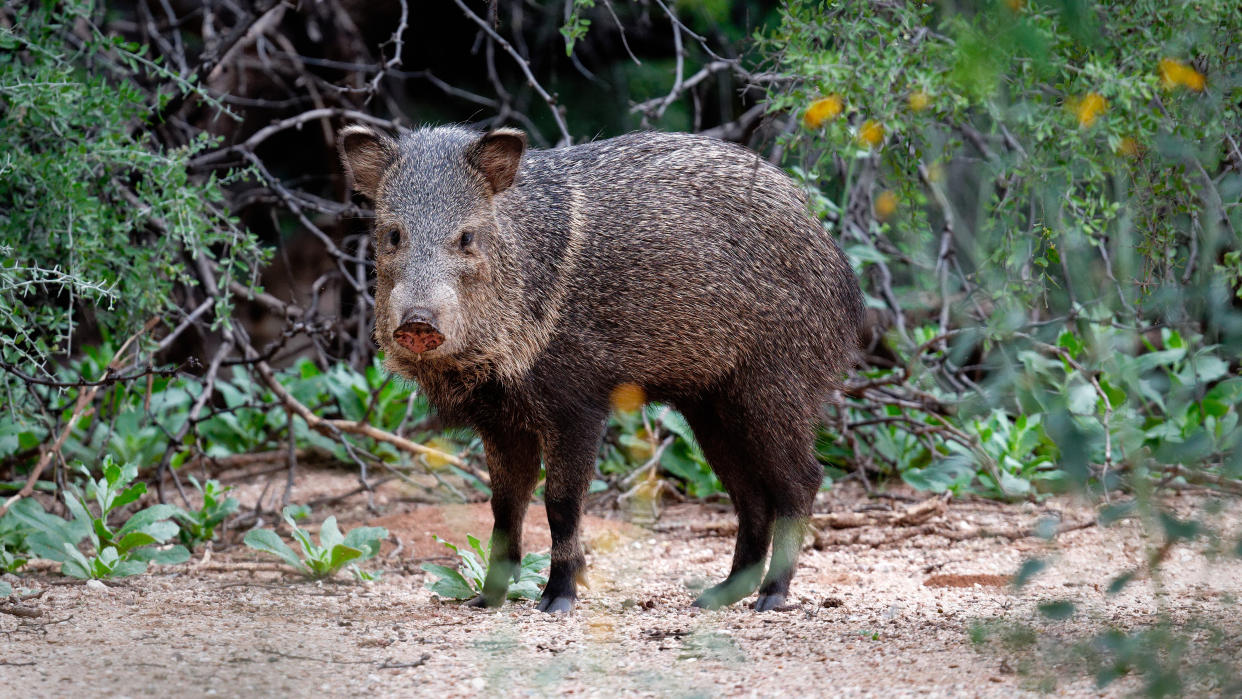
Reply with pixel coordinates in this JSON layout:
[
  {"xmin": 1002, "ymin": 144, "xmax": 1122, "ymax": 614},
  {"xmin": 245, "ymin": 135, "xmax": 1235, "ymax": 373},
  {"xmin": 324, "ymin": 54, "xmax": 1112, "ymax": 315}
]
[{"xmin": 341, "ymin": 124, "xmax": 864, "ymax": 613}]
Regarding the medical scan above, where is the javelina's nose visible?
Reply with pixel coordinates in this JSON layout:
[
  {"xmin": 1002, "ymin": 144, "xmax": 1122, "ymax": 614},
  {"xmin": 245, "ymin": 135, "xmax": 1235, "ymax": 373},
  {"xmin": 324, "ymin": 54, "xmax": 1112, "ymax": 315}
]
[{"xmin": 393, "ymin": 307, "xmax": 445, "ymax": 354}]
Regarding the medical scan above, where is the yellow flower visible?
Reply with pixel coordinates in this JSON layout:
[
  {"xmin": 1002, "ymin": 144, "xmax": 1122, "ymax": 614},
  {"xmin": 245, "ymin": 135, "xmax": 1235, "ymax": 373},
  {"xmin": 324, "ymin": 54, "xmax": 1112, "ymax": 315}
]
[
  {"xmin": 874, "ymin": 190, "xmax": 898, "ymax": 221},
  {"xmin": 1159, "ymin": 58, "xmax": 1205, "ymax": 91},
  {"xmin": 907, "ymin": 91, "xmax": 930, "ymax": 112},
  {"xmin": 858, "ymin": 120, "xmax": 885, "ymax": 148},
  {"xmin": 610, "ymin": 382, "xmax": 645, "ymax": 413},
  {"xmin": 422, "ymin": 437, "xmax": 457, "ymax": 470},
  {"xmin": 1074, "ymin": 92, "xmax": 1108, "ymax": 128},
  {"xmin": 1005, "ymin": 0, "xmax": 1025, "ymax": 11},
  {"xmin": 1116, "ymin": 137, "xmax": 1141, "ymax": 157},
  {"xmin": 803, "ymin": 95, "xmax": 844, "ymax": 129}
]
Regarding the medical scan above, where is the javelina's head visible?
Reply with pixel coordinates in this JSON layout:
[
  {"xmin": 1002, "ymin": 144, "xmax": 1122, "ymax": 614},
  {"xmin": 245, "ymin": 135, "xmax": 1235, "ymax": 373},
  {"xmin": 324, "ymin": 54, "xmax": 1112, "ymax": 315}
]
[{"xmin": 338, "ymin": 124, "xmax": 526, "ymax": 369}]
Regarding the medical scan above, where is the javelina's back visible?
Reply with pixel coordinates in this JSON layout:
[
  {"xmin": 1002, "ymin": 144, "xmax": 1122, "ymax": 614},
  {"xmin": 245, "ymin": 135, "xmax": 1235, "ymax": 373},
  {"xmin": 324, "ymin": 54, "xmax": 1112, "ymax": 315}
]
[{"xmin": 502, "ymin": 131, "xmax": 862, "ymax": 399}]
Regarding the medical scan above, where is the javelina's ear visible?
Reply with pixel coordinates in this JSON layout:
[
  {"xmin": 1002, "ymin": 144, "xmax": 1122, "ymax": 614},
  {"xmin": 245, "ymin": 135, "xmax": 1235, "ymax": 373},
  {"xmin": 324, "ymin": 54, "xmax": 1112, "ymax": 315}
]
[
  {"xmin": 338, "ymin": 124, "xmax": 398, "ymax": 200},
  {"xmin": 466, "ymin": 127, "xmax": 527, "ymax": 194}
]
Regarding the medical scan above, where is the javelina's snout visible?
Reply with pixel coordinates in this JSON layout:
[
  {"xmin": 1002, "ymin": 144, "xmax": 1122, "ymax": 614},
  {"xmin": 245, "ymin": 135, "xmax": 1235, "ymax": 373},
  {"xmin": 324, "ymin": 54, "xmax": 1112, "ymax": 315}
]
[{"xmin": 392, "ymin": 307, "xmax": 445, "ymax": 354}]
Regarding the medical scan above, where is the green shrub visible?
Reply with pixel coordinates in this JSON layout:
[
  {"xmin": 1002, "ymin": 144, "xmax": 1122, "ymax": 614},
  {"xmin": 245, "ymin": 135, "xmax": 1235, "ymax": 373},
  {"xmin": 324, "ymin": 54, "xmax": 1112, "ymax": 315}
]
[
  {"xmin": 762, "ymin": 0, "xmax": 1242, "ymax": 495},
  {"xmin": 0, "ymin": 2, "xmax": 264, "ymax": 400}
]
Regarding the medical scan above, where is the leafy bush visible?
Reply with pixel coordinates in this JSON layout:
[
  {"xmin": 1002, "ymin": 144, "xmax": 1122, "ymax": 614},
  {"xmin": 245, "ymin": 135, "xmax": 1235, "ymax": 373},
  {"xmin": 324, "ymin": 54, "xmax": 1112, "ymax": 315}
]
[
  {"xmin": 4, "ymin": 458, "xmax": 189, "ymax": 579},
  {"xmin": 763, "ymin": 0, "xmax": 1241, "ymax": 494},
  {"xmin": 761, "ymin": 1, "xmax": 1242, "ymax": 692},
  {"xmin": 0, "ymin": 2, "xmax": 264, "ymax": 399},
  {"xmin": 244, "ymin": 505, "xmax": 387, "ymax": 581},
  {"xmin": 421, "ymin": 534, "xmax": 550, "ymax": 602}
]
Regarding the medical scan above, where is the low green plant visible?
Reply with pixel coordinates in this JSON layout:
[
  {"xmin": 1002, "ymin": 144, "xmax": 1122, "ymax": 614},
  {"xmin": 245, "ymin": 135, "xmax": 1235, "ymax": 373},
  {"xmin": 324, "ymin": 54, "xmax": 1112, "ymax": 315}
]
[
  {"xmin": 0, "ymin": 509, "xmax": 31, "ymax": 573},
  {"xmin": 174, "ymin": 476, "xmax": 239, "ymax": 549},
  {"xmin": 421, "ymin": 534, "xmax": 550, "ymax": 602},
  {"xmin": 243, "ymin": 505, "xmax": 387, "ymax": 581},
  {"xmin": 600, "ymin": 405, "xmax": 722, "ymax": 497},
  {"xmin": 5, "ymin": 458, "xmax": 189, "ymax": 579},
  {"xmin": 0, "ymin": 545, "xmax": 26, "ymax": 574}
]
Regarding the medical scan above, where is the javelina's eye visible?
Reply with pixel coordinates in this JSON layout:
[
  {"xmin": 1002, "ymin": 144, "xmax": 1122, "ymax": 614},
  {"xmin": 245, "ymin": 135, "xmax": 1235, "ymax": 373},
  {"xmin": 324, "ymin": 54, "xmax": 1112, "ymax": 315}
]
[
  {"xmin": 459, "ymin": 230, "xmax": 475, "ymax": 250},
  {"xmin": 386, "ymin": 229, "xmax": 401, "ymax": 249}
]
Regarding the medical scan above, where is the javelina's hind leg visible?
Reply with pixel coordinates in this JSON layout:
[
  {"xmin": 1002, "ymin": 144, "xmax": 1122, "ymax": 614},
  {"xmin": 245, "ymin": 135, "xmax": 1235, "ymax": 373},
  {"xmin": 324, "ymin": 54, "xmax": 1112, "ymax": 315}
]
[
  {"xmin": 683, "ymin": 401, "xmax": 773, "ymax": 610},
  {"xmin": 752, "ymin": 428, "xmax": 820, "ymax": 612},
  {"xmin": 467, "ymin": 429, "xmax": 540, "ymax": 608},
  {"xmin": 537, "ymin": 411, "xmax": 608, "ymax": 613}
]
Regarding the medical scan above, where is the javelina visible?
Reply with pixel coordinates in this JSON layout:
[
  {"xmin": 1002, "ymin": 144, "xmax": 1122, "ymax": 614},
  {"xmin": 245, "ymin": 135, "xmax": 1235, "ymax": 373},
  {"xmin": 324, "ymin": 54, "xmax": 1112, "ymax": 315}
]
[{"xmin": 339, "ymin": 124, "xmax": 863, "ymax": 612}]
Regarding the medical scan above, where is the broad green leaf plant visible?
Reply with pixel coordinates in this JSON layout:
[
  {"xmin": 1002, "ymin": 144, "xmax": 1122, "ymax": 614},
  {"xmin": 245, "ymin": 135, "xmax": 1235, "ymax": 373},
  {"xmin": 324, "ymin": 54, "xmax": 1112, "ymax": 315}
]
[
  {"xmin": 244, "ymin": 505, "xmax": 387, "ymax": 581},
  {"xmin": 4, "ymin": 458, "xmax": 189, "ymax": 579},
  {"xmin": 421, "ymin": 534, "xmax": 550, "ymax": 602}
]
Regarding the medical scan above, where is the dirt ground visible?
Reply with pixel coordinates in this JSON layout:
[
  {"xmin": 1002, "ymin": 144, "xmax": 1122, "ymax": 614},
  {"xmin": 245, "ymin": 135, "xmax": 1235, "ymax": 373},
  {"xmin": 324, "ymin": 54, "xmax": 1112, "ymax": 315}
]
[{"xmin": 2, "ymin": 470, "xmax": 1240, "ymax": 698}]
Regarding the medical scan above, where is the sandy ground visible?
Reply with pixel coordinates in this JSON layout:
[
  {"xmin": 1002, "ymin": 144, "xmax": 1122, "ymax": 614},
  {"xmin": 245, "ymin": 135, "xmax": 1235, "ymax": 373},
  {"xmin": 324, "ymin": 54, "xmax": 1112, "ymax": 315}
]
[{"xmin": 2, "ymin": 471, "xmax": 1239, "ymax": 698}]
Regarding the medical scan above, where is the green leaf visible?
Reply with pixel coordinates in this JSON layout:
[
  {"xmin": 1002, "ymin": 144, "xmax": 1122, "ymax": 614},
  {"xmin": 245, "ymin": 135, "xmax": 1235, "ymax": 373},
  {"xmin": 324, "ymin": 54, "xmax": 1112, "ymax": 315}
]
[
  {"xmin": 0, "ymin": 581, "xmax": 11, "ymax": 598},
  {"xmin": 319, "ymin": 516, "xmax": 344, "ymax": 551},
  {"xmin": 243, "ymin": 529, "xmax": 308, "ymax": 574},
  {"xmin": 116, "ymin": 504, "xmax": 179, "ymax": 539},
  {"xmin": 1107, "ymin": 571, "xmax": 1136, "ymax": 595},
  {"xmin": 1134, "ymin": 348, "xmax": 1185, "ymax": 373},
  {"xmin": 109, "ymin": 559, "xmax": 150, "ymax": 578},
  {"xmin": 1192, "ymin": 355, "xmax": 1228, "ymax": 383},
  {"xmin": 109, "ymin": 483, "xmax": 146, "ymax": 513},
  {"xmin": 1158, "ymin": 511, "xmax": 1200, "ymax": 542},
  {"xmin": 59, "ymin": 543, "xmax": 94, "ymax": 579},
  {"xmin": 1013, "ymin": 558, "xmax": 1046, "ymax": 588},
  {"xmin": 507, "ymin": 579, "xmax": 542, "ymax": 601},
  {"xmin": 1057, "ymin": 330, "xmax": 1083, "ymax": 358},
  {"xmin": 902, "ymin": 455, "xmax": 975, "ymax": 493},
  {"xmin": 62, "ymin": 492, "xmax": 96, "ymax": 531},
  {"xmin": 1098, "ymin": 377, "xmax": 1126, "ymax": 408},
  {"xmin": 282, "ymin": 504, "xmax": 311, "ymax": 525},
  {"xmin": 350, "ymin": 564, "xmax": 381, "ymax": 582},
  {"xmin": 342, "ymin": 526, "xmax": 388, "ymax": 559},
  {"xmin": 1037, "ymin": 600, "xmax": 1076, "ymax": 620},
  {"xmin": 1066, "ymin": 377, "xmax": 1097, "ymax": 415},
  {"xmin": 114, "ymin": 531, "xmax": 158, "ymax": 554},
  {"xmin": 132, "ymin": 545, "xmax": 191, "ymax": 566},
  {"xmin": 288, "ymin": 526, "xmax": 318, "ymax": 560},
  {"xmin": 995, "ymin": 468, "xmax": 1031, "ymax": 495},
  {"xmin": 459, "ymin": 550, "xmax": 487, "ymax": 588},
  {"xmin": 520, "ymin": 551, "xmax": 551, "ymax": 577},
  {"xmin": 1098, "ymin": 500, "xmax": 1136, "ymax": 526},
  {"xmin": 421, "ymin": 563, "xmax": 477, "ymax": 600},
  {"xmin": 326, "ymin": 544, "xmax": 364, "ymax": 574}
]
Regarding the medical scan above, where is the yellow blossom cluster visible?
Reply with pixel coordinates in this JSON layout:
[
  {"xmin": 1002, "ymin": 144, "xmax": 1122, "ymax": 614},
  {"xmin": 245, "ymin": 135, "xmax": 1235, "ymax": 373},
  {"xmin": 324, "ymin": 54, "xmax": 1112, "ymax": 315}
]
[
  {"xmin": 802, "ymin": 95, "xmax": 843, "ymax": 129},
  {"xmin": 1159, "ymin": 58, "xmax": 1205, "ymax": 91}
]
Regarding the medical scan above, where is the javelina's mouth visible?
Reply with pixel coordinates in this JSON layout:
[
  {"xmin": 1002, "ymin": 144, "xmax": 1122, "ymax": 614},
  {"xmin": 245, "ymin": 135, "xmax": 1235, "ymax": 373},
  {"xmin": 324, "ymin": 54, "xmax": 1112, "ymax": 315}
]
[{"xmin": 393, "ymin": 322, "xmax": 445, "ymax": 354}]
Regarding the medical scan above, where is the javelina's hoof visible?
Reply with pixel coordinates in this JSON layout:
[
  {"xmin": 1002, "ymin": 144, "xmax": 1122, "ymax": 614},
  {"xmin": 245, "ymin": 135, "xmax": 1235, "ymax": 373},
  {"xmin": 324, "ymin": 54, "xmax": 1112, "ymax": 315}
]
[
  {"xmin": 752, "ymin": 592, "xmax": 788, "ymax": 612},
  {"xmin": 466, "ymin": 594, "xmax": 504, "ymax": 608},
  {"xmin": 536, "ymin": 595, "xmax": 576, "ymax": 613}
]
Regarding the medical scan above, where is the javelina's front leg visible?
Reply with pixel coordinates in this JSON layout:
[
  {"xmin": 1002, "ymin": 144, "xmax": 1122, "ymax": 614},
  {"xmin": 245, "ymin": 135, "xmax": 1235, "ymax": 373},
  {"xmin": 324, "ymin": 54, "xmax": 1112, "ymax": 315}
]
[
  {"xmin": 467, "ymin": 429, "xmax": 540, "ymax": 608},
  {"xmin": 537, "ymin": 413, "xmax": 607, "ymax": 613}
]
